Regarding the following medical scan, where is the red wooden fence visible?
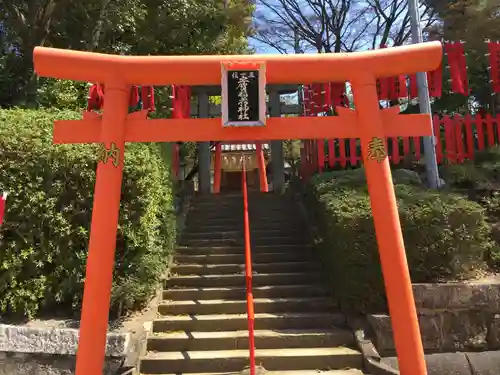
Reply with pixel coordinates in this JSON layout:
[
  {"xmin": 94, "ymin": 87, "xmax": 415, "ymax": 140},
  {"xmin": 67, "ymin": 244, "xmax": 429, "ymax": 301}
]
[{"xmin": 301, "ymin": 114, "xmax": 500, "ymax": 177}]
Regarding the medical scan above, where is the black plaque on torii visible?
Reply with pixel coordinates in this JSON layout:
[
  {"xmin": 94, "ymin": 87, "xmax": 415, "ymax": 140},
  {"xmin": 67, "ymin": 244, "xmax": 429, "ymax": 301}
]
[{"xmin": 221, "ymin": 62, "xmax": 267, "ymax": 127}]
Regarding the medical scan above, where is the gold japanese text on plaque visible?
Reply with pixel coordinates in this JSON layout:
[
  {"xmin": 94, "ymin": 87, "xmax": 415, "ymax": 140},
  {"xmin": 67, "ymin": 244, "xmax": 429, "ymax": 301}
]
[
  {"xmin": 367, "ymin": 137, "xmax": 387, "ymax": 163},
  {"xmin": 97, "ymin": 142, "xmax": 121, "ymax": 167}
]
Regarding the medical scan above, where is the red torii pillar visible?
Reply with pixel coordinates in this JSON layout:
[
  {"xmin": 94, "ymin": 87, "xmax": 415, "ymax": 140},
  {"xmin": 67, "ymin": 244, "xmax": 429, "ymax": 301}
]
[
  {"xmin": 213, "ymin": 143, "xmax": 222, "ymax": 193},
  {"xmin": 255, "ymin": 141, "xmax": 268, "ymax": 192}
]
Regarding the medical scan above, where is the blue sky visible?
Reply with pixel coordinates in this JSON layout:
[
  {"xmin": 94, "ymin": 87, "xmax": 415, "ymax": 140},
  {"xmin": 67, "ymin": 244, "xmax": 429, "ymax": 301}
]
[
  {"xmin": 248, "ymin": 2, "xmax": 288, "ymax": 55},
  {"xmin": 250, "ymin": 39, "xmax": 273, "ymax": 54}
]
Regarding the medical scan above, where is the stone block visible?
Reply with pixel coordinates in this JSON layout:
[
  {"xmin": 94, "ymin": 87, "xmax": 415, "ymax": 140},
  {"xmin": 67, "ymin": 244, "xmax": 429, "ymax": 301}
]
[
  {"xmin": 420, "ymin": 310, "xmax": 490, "ymax": 351},
  {"xmin": 367, "ymin": 311, "xmax": 491, "ymax": 354},
  {"xmin": 382, "ymin": 352, "xmax": 472, "ymax": 375},
  {"xmin": 466, "ymin": 351, "xmax": 500, "ymax": 375},
  {"xmin": 0, "ymin": 353, "xmax": 122, "ymax": 375},
  {"xmin": 412, "ymin": 283, "xmax": 500, "ymax": 311},
  {"xmin": 366, "ymin": 314, "xmax": 395, "ymax": 354},
  {"xmin": 0, "ymin": 324, "xmax": 129, "ymax": 357},
  {"xmin": 487, "ymin": 314, "xmax": 500, "ymax": 349}
]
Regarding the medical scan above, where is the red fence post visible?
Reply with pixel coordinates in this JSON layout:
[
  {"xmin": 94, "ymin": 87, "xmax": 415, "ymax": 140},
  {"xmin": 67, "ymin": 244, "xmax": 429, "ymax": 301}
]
[
  {"xmin": 496, "ymin": 115, "xmax": 500, "ymax": 144},
  {"xmin": 392, "ymin": 137, "xmax": 401, "ymax": 165},
  {"xmin": 486, "ymin": 114, "xmax": 495, "ymax": 147},
  {"xmin": 476, "ymin": 115, "xmax": 485, "ymax": 152},
  {"xmin": 443, "ymin": 116, "xmax": 457, "ymax": 164},
  {"xmin": 464, "ymin": 114, "xmax": 475, "ymax": 160},
  {"xmin": 433, "ymin": 115, "xmax": 442, "ymax": 164},
  {"xmin": 328, "ymin": 140, "xmax": 335, "ymax": 168},
  {"xmin": 349, "ymin": 138, "xmax": 357, "ymax": 167},
  {"xmin": 317, "ymin": 139, "xmax": 325, "ymax": 174},
  {"xmin": 0, "ymin": 192, "xmax": 7, "ymax": 226},
  {"xmin": 453, "ymin": 114, "xmax": 465, "ymax": 163},
  {"xmin": 339, "ymin": 139, "xmax": 347, "ymax": 167}
]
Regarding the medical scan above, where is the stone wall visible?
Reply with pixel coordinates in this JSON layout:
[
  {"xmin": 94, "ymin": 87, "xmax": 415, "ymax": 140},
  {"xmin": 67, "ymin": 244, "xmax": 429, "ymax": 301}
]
[
  {"xmin": 367, "ymin": 281, "xmax": 500, "ymax": 356},
  {"xmin": 0, "ymin": 352, "xmax": 123, "ymax": 375},
  {"xmin": 0, "ymin": 324, "xmax": 136, "ymax": 375}
]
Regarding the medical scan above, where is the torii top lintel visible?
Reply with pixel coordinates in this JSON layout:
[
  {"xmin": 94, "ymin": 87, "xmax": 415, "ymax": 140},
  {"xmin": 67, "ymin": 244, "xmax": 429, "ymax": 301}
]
[{"xmin": 33, "ymin": 42, "xmax": 442, "ymax": 86}]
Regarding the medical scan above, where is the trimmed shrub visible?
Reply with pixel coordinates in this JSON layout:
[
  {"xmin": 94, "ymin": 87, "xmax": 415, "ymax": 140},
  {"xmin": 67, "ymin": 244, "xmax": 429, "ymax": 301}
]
[
  {"xmin": 0, "ymin": 109, "xmax": 176, "ymax": 320},
  {"xmin": 439, "ymin": 146, "xmax": 500, "ymax": 189},
  {"xmin": 439, "ymin": 146, "xmax": 500, "ymax": 269},
  {"xmin": 476, "ymin": 192, "xmax": 500, "ymax": 271},
  {"xmin": 305, "ymin": 169, "xmax": 494, "ymax": 313}
]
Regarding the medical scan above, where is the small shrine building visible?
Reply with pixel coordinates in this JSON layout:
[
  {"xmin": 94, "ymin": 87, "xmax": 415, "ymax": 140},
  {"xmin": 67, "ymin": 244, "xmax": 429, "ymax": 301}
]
[{"xmin": 210, "ymin": 142, "xmax": 270, "ymax": 191}]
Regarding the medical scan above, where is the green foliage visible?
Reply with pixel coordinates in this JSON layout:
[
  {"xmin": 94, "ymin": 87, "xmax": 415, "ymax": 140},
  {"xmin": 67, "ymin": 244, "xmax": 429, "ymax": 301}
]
[
  {"xmin": 439, "ymin": 146, "xmax": 500, "ymax": 270},
  {"xmin": 425, "ymin": 0, "xmax": 500, "ymax": 113},
  {"xmin": 439, "ymin": 161, "xmax": 491, "ymax": 189},
  {"xmin": 0, "ymin": 52, "xmax": 26, "ymax": 107},
  {"xmin": 305, "ymin": 169, "xmax": 493, "ymax": 313},
  {"xmin": 0, "ymin": 109, "xmax": 176, "ymax": 320},
  {"xmin": 440, "ymin": 146, "xmax": 500, "ymax": 188},
  {"xmin": 480, "ymin": 192, "xmax": 500, "ymax": 270},
  {"xmin": 1, "ymin": 0, "xmax": 253, "ymax": 108},
  {"xmin": 37, "ymin": 79, "xmax": 89, "ymax": 111}
]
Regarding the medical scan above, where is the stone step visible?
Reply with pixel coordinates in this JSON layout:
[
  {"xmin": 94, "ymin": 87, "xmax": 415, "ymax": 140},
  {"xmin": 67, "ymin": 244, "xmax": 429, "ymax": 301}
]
[
  {"xmin": 187, "ymin": 211, "xmax": 298, "ymax": 220},
  {"xmin": 147, "ymin": 328, "xmax": 355, "ymax": 351},
  {"xmin": 183, "ymin": 228, "xmax": 305, "ymax": 239},
  {"xmin": 183, "ymin": 221, "xmax": 302, "ymax": 230},
  {"xmin": 171, "ymin": 261, "xmax": 316, "ymax": 276},
  {"xmin": 190, "ymin": 204, "xmax": 292, "ymax": 212},
  {"xmin": 193, "ymin": 193, "xmax": 289, "ymax": 201},
  {"xmin": 189, "ymin": 203, "xmax": 294, "ymax": 212},
  {"xmin": 187, "ymin": 214, "xmax": 295, "ymax": 221},
  {"xmin": 185, "ymin": 215, "xmax": 302, "ymax": 225},
  {"xmin": 183, "ymin": 227, "xmax": 305, "ymax": 235},
  {"xmin": 184, "ymin": 220, "xmax": 302, "ymax": 231},
  {"xmin": 139, "ymin": 347, "xmax": 362, "ymax": 373},
  {"xmin": 158, "ymin": 297, "xmax": 335, "ymax": 315},
  {"xmin": 141, "ymin": 370, "xmax": 364, "ymax": 375},
  {"xmin": 162, "ymin": 284, "xmax": 329, "ymax": 301},
  {"xmin": 179, "ymin": 236, "xmax": 307, "ymax": 247},
  {"xmin": 175, "ymin": 252, "xmax": 310, "ymax": 265},
  {"xmin": 153, "ymin": 312, "xmax": 346, "ymax": 332},
  {"xmin": 176, "ymin": 244, "xmax": 311, "ymax": 255},
  {"xmin": 183, "ymin": 223, "xmax": 305, "ymax": 234},
  {"xmin": 166, "ymin": 272, "xmax": 320, "ymax": 288},
  {"xmin": 181, "ymin": 233, "xmax": 306, "ymax": 243},
  {"xmin": 185, "ymin": 214, "xmax": 302, "ymax": 222},
  {"xmin": 192, "ymin": 195, "xmax": 290, "ymax": 205},
  {"xmin": 188, "ymin": 204, "xmax": 296, "ymax": 214}
]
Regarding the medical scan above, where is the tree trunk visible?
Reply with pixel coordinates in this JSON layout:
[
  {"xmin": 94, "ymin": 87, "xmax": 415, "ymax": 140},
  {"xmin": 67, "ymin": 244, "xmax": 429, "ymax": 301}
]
[{"xmin": 88, "ymin": 0, "xmax": 112, "ymax": 52}]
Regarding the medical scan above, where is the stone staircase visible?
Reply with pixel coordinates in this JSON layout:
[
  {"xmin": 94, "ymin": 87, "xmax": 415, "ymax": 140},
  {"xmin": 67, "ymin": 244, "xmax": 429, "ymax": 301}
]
[{"xmin": 140, "ymin": 192, "xmax": 364, "ymax": 375}]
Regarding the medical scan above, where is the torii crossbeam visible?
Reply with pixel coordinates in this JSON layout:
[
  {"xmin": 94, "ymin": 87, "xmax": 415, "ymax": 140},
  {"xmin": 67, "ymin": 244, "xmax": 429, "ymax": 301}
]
[{"xmin": 33, "ymin": 42, "xmax": 442, "ymax": 375}]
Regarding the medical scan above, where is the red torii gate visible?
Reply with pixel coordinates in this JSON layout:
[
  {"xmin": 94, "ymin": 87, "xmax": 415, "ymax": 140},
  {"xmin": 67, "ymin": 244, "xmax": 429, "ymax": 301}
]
[{"xmin": 33, "ymin": 42, "xmax": 442, "ymax": 375}]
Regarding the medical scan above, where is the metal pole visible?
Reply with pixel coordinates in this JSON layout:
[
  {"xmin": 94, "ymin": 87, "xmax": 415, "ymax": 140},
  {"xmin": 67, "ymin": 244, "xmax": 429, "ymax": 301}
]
[
  {"xmin": 408, "ymin": 0, "xmax": 441, "ymax": 189},
  {"xmin": 197, "ymin": 92, "xmax": 212, "ymax": 194},
  {"xmin": 294, "ymin": 28, "xmax": 307, "ymax": 180},
  {"xmin": 294, "ymin": 28, "xmax": 304, "ymax": 105},
  {"xmin": 270, "ymin": 91, "xmax": 285, "ymax": 193}
]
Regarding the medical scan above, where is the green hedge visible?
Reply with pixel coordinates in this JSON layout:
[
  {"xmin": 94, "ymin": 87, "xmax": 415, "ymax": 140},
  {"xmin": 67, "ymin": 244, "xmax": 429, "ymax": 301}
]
[
  {"xmin": 0, "ymin": 109, "xmax": 176, "ymax": 320},
  {"xmin": 305, "ymin": 169, "xmax": 495, "ymax": 313},
  {"xmin": 439, "ymin": 146, "xmax": 500, "ymax": 190},
  {"xmin": 438, "ymin": 146, "xmax": 500, "ymax": 270}
]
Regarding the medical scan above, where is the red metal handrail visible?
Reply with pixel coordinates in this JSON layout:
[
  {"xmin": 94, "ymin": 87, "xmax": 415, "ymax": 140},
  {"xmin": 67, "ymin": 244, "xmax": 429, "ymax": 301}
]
[{"xmin": 242, "ymin": 158, "xmax": 256, "ymax": 375}]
